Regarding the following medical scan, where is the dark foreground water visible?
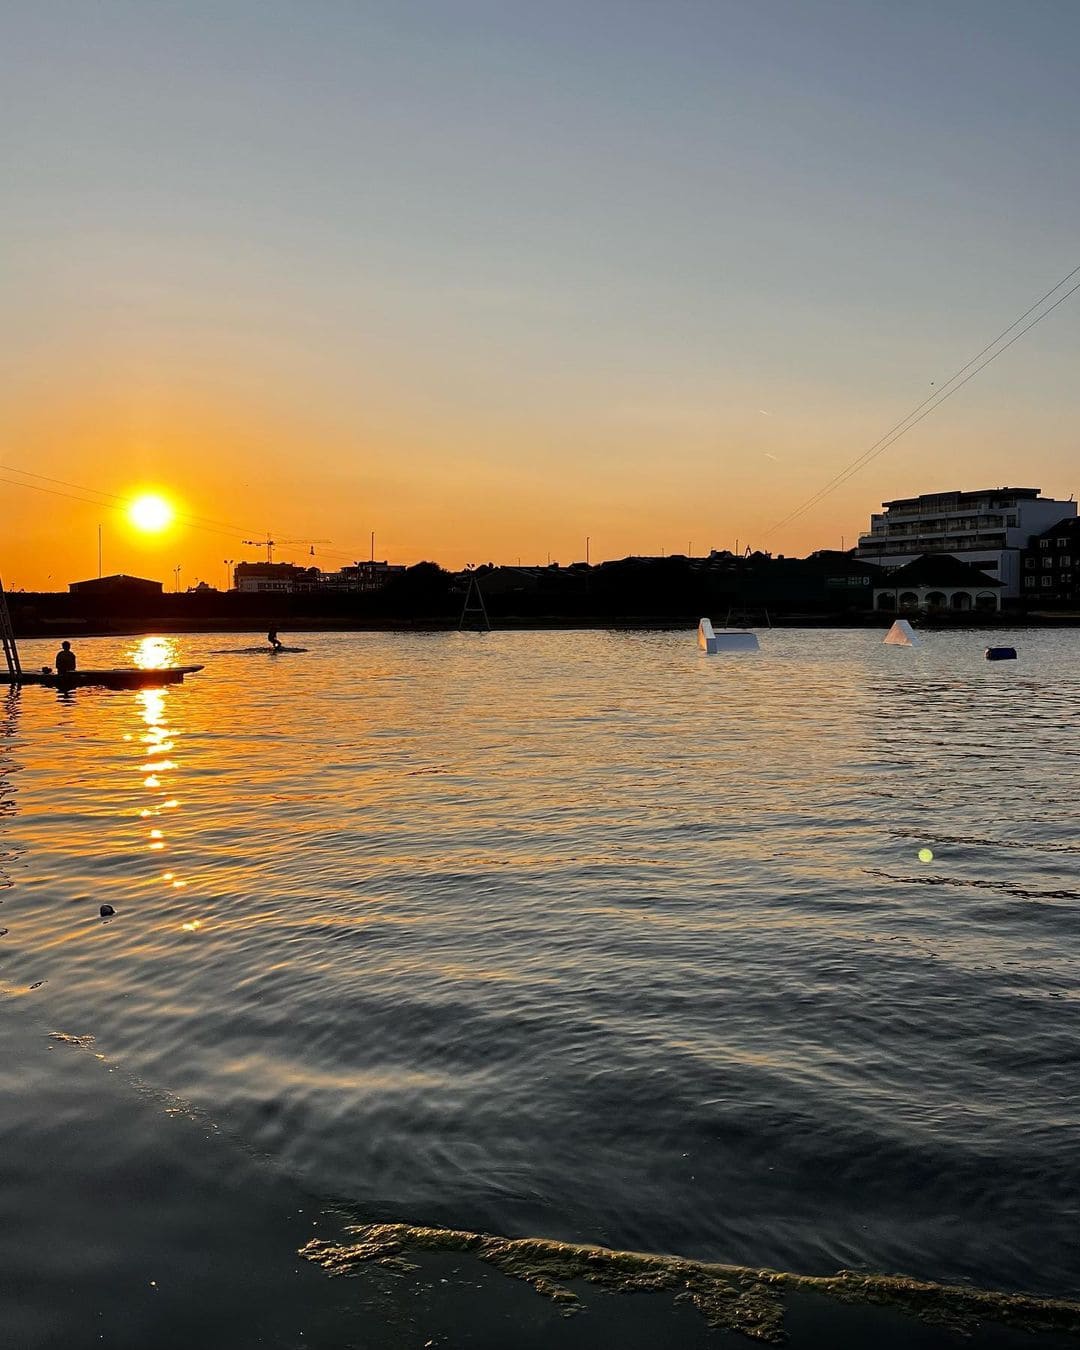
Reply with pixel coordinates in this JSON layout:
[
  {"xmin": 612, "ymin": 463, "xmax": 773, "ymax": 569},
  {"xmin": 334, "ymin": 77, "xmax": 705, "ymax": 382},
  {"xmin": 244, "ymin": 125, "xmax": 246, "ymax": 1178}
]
[{"xmin": 2, "ymin": 628, "xmax": 1079, "ymax": 1347}]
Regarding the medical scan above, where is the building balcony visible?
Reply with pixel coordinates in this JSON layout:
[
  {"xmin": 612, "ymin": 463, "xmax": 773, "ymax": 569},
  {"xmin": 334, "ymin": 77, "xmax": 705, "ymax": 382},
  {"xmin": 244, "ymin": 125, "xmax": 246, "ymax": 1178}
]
[
  {"xmin": 862, "ymin": 517, "xmax": 1005, "ymax": 542},
  {"xmin": 857, "ymin": 537, "xmax": 1007, "ymax": 558}
]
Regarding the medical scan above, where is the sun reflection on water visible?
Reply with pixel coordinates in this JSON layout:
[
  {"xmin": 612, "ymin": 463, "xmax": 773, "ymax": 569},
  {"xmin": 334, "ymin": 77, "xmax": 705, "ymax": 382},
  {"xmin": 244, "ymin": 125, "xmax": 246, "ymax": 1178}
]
[
  {"xmin": 139, "ymin": 688, "xmax": 166, "ymax": 726},
  {"xmin": 130, "ymin": 636, "xmax": 178, "ymax": 671},
  {"xmin": 126, "ymin": 687, "xmax": 187, "ymax": 863}
]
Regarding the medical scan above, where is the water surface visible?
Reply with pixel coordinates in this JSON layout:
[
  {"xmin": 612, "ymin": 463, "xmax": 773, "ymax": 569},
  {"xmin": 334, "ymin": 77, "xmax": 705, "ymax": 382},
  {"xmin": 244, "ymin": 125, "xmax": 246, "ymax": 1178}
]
[{"xmin": 2, "ymin": 628, "xmax": 1078, "ymax": 1331}]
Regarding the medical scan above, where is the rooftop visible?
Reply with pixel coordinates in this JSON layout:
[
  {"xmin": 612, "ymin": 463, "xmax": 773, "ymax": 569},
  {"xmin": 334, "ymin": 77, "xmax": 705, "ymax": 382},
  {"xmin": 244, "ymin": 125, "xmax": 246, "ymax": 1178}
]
[
  {"xmin": 1029, "ymin": 516, "xmax": 1080, "ymax": 541},
  {"xmin": 879, "ymin": 554, "xmax": 1003, "ymax": 587},
  {"xmin": 882, "ymin": 487, "xmax": 1042, "ymax": 509},
  {"xmin": 69, "ymin": 573, "xmax": 163, "ymax": 593}
]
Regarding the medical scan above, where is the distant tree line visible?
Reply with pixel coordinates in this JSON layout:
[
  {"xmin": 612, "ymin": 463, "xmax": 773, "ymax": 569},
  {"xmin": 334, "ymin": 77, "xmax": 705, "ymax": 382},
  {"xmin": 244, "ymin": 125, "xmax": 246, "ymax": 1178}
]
[{"xmin": 9, "ymin": 553, "xmax": 884, "ymax": 635}]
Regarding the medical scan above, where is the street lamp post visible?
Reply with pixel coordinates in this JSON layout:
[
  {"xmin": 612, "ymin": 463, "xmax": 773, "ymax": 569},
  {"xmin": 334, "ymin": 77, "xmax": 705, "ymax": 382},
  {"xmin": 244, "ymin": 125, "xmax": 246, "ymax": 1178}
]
[
  {"xmin": 223, "ymin": 559, "xmax": 234, "ymax": 591},
  {"xmin": 173, "ymin": 565, "xmax": 181, "ymax": 593}
]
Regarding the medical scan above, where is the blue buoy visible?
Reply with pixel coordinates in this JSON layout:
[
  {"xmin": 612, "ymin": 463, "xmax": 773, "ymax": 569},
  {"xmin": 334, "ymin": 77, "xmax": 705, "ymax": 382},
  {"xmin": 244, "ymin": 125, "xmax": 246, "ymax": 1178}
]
[{"xmin": 985, "ymin": 647, "xmax": 1017, "ymax": 661}]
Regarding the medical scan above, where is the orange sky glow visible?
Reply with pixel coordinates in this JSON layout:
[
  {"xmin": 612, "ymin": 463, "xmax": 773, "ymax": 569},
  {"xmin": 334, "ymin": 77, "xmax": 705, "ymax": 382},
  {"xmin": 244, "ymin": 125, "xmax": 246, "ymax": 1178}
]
[{"xmin": 3, "ymin": 2, "xmax": 1078, "ymax": 591}]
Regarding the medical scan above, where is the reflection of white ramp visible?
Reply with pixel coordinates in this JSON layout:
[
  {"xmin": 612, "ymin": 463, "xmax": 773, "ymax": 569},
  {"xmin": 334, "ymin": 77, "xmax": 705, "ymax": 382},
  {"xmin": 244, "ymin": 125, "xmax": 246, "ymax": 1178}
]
[
  {"xmin": 883, "ymin": 619, "xmax": 921, "ymax": 648},
  {"xmin": 698, "ymin": 618, "xmax": 759, "ymax": 653}
]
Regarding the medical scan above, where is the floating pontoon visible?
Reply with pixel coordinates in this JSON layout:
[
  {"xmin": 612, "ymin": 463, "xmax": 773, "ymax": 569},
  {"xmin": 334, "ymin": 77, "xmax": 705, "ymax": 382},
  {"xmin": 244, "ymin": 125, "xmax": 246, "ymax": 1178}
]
[{"xmin": 11, "ymin": 666, "xmax": 204, "ymax": 690}]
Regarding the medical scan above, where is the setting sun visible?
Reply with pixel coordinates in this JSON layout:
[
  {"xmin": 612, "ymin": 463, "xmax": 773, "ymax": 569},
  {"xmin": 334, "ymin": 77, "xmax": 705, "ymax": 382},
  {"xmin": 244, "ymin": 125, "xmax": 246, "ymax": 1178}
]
[{"xmin": 128, "ymin": 493, "xmax": 175, "ymax": 533}]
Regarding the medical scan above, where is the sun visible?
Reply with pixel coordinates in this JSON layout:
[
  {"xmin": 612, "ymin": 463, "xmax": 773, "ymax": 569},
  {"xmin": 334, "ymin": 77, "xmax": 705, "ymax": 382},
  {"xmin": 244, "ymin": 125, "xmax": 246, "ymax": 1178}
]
[{"xmin": 128, "ymin": 493, "xmax": 175, "ymax": 533}]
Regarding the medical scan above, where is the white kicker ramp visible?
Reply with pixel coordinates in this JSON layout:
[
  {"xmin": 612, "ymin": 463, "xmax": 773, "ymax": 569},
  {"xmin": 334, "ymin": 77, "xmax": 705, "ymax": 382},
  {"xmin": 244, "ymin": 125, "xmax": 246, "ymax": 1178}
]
[
  {"xmin": 883, "ymin": 619, "xmax": 921, "ymax": 648},
  {"xmin": 698, "ymin": 618, "xmax": 760, "ymax": 653}
]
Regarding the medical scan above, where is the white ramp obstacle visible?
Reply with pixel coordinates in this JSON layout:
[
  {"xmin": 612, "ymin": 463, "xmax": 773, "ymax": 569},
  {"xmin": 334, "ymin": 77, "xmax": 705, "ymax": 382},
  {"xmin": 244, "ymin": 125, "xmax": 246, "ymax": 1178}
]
[
  {"xmin": 883, "ymin": 619, "xmax": 921, "ymax": 648},
  {"xmin": 698, "ymin": 618, "xmax": 760, "ymax": 653}
]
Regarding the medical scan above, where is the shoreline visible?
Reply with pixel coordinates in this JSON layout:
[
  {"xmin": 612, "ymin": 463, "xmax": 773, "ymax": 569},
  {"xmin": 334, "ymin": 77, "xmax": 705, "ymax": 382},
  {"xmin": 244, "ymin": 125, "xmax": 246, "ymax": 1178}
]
[{"xmin": 10, "ymin": 613, "xmax": 1080, "ymax": 640}]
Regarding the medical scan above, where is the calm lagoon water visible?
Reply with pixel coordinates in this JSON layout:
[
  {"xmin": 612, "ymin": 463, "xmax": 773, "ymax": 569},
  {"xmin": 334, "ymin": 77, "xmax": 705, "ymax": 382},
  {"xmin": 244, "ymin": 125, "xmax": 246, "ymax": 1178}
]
[{"xmin": 2, "ymin": 628, "xmax": 1079, "ymax": 1344}]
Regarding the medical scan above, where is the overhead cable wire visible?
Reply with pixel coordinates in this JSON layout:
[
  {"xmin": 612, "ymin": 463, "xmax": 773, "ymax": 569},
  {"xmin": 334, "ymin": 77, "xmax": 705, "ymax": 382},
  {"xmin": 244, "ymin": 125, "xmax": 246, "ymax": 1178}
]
[
  {"xmin": 0, "ymin": 462, "xmax": 267, "ymax": 538},
  {"xmin": 1, "ymin": 466, "xmax": 373, "ymax": 563},
  {"xmin": 798, "ymin": 274, "xmax": 1080, "ymax": 513},
  {"xmin": 1, "ymin": 473, "xmax": 123, "ymax": 512},
  {"xmin": 764, "ymin": 262, "xmax": 1080, "ymax": 538}
]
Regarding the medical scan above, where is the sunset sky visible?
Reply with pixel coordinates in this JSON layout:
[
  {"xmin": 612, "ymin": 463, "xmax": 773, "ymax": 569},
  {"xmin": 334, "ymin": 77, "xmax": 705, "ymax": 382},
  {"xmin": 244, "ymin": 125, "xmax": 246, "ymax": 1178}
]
[{"xmin": 3, "ymin": 0, "xmax": 1079, "ymax": 589}]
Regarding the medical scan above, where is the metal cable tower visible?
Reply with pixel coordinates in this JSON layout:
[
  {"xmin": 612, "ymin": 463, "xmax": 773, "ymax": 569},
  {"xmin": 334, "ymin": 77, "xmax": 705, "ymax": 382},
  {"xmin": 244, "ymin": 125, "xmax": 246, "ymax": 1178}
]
[{"xmin": 458, "ymin": 575, "xmax": 492, "ymax": 631}]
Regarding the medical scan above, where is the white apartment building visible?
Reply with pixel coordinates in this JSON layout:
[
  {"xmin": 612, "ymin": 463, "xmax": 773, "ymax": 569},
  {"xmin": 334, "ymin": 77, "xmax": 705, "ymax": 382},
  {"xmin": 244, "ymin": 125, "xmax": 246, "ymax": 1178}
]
[
  {"xmin": 233, "ymin": 562, "xmax": 318, "ymax": 593},
  {"xmin": 855, "ymin": 487, "xmax": 1076, "ymax": 597},
  {"xmin": 232, "ymin": 560, "xmax": 405, "ymax": 593}
]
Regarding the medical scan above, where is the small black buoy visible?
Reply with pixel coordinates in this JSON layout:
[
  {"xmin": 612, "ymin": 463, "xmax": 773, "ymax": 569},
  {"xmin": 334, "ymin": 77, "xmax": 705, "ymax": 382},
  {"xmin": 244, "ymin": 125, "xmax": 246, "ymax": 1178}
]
[
  {"xmin": 100, "ymin": 904, "xmax": 115, "ymax": 917},
  {"xmin": 985, "ymin": 647, "xmax": 1017, "ymax": 661}
]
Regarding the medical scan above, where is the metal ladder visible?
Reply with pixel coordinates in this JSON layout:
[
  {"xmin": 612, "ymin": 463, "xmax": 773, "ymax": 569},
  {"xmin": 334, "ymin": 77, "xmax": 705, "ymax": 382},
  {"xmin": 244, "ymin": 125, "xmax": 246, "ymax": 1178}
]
[{"xmin": 0, "ymin": 578, "xmax": 22, "ymax": 682}]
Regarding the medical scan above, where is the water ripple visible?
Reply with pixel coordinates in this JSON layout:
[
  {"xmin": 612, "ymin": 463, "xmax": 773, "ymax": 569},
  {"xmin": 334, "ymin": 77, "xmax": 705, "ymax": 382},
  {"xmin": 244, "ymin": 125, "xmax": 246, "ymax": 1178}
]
[{"xmin": 2, "ymin": 628, "xmax": 1079, "ymax": 1303}]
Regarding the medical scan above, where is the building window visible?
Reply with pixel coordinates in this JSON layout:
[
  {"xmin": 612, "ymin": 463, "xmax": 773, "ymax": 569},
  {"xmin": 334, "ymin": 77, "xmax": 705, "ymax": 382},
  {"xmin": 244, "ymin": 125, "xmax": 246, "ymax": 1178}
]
[
  {"xmin": 1024, "ymin": 557, "xmax": 1036, "ymax": 569},
  {"xmin": 1043, "ymin": 557, "xmax": 1054, "ymax": 568},
  {"xmin": 1057, "ymin": 538, "xmax": 1069, "ymax": 548},
  {"xmin": 1062, "ymin": 556, "xmax": 1072, "ymax": 567},
  {"xmin": 1041, "ymin": 576, "xmax": 1054, "ymax": 587},
  {"xmin": 1024, "ymin": 576, "xmax": 1037, "ymax": 588},
  {"xmin": 1040, "ymin": 539, "xmax": 1051, "ymax": 549}
]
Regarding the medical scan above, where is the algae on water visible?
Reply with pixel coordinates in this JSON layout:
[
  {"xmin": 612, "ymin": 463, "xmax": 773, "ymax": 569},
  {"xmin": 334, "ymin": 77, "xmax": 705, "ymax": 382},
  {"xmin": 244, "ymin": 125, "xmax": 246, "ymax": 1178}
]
[{"xmin": 300, "ymin": 1222, "xmax": 1080, "ymax": 1344}]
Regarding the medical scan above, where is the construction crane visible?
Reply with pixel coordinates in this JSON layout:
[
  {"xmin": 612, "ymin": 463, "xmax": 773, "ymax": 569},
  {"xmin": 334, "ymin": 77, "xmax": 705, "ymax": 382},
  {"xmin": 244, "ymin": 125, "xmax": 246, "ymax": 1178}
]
[{"xmin": 241, "ymin": 536, "xmax": 330, "ymax": 563}]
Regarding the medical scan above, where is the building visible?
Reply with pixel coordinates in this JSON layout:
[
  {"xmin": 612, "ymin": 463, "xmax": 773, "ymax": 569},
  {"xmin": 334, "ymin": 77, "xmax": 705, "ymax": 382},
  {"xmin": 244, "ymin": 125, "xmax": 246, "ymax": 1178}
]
[
  {"xmin": 872, "ymin": 554, "xmax": 1002, "ymax": 614},
  {"xmin": 69, "ymin": 574, "xmax": 163, "ymax": 599},
  {"xmin": 856, "ymin": 487, "xmax": 1076, "ymax": 598},
  {"xmin": 233, "ymin": 560, "xmax": 406, "ymax": 594},
  {"xmin": 320, "ymin": 561, "xmax": 406, "ymax": 592},
  {"xmin": 1021, "ymin": 517, "xmax": 1080, "ymax": 607},
  {"xmin": 233, "ymin": 562, "xmax": 319, "ymax": 593}
]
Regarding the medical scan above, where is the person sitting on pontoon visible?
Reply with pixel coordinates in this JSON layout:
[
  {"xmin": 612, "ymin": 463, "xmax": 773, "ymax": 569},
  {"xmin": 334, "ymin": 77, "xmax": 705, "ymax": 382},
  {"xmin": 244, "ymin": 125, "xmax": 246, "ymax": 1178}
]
[
  {"xmin": 55, "ymin": 641, "xmax": 77, "ymax": 674},
  {"xmin": 267, "ymin": 629, "xmax": 284, "ymax": 651}
]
